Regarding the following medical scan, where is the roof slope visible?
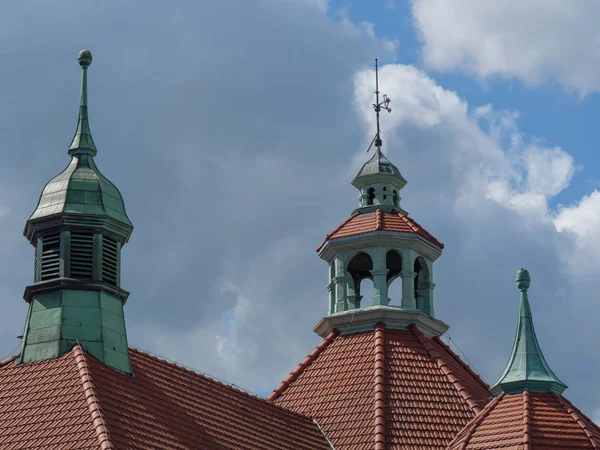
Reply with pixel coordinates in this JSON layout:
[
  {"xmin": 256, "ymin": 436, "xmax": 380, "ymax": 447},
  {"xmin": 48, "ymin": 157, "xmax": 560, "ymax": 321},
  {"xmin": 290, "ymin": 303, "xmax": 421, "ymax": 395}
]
[
  {"xmin": 447, "ymin": 391, "xmax": 600, "ymax": 449},
  {"xmin": 0, "ymin": 346, "xmax": 332, "ymax": 450},
  {"xmin": 269, "ymin": 324, "xmax": 491, "ymax": 449},
  {"xmin": 0, "ymin": 351, "xmax": 99, "ymax": 450},
  {"xmin": 317, "ymin": 208, "xmax": 444, "ymax": 251}
]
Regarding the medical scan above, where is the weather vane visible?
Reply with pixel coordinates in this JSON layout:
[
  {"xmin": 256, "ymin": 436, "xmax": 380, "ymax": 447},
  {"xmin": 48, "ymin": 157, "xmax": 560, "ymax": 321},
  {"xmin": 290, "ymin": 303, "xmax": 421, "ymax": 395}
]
[{"xmin": 367, "ymin": 58, "xmax": 392, "ymax": 152}]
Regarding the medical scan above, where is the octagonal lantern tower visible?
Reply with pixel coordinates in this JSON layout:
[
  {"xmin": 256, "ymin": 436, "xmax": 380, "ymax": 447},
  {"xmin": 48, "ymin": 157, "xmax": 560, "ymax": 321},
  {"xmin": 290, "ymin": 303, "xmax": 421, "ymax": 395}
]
[{"xmin": 314, "ymin": 60, "xmax": 447, "ymax": 339}]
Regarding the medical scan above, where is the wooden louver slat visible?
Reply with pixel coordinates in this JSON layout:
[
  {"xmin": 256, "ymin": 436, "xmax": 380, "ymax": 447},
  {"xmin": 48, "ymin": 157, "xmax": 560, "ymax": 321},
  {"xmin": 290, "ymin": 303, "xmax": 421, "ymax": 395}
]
[
  {"xmin": 40, "ymin": 233, "xmax": 61, "ymax": 281},
  {"xmin": 70, "ymin": 233, "xmax": 93, "ymax": 279},
  {"xmin": 102, "ymin": 237, "xmax": 118, "ymax": 286}
]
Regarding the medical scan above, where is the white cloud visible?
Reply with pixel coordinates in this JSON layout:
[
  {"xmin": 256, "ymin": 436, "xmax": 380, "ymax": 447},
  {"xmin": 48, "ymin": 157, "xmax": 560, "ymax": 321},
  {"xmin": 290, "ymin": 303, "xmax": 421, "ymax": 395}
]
[
  {"xmin": 353, "ymin": 64, "xmax": 575, "ymax": 219},
  {"xmin": 412, "ymin": 0, "xmax": 600, "ymax": 94},
  {"xmin": 554, "ymin": 191, "xmax": 600, "ymax": 274}
]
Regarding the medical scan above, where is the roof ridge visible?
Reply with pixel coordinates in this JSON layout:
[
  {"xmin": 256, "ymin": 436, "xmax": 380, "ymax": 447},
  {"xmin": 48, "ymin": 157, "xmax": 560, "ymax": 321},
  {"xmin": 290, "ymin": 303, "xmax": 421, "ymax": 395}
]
[
  {"xmin": 316, "ymin": 211, "xmax": 360, "ymax": 252},
  {"xmin": 433, "ymin": 337, "xmax": 490, "ymax": 390},
  {"xmin": 395, "ymin": 210, "xmax": 420, "ymax": 232},
  {"xmin": 555, "ymin": 394, "xmax": 600, "ymax": 448},
  {"xmin": 394, "ymin": 209, "xmax": 445, "ymax": 248},
  {"xmin": 523, "ymin": 390, "xmax": 531, "ymax": 450},
  {"xmin": 0, "ymin": 355, "xmax": 17, "ymax": 368},
  {"xmin": 409, "ymin": 325, "xmax": 482, "ymax": 414},
  {"xmin": 449, "ymin": 393, "xmax": 503, "ymax": 449},
  {"xmin": 374, "ymin": 322, "xmax": 386, "ymax": 450},
  {"xmin": 268, "ymin": 330, "xmax": 339, "ymax": 401},
  {"xmin": 73, "ymin": 345, "xmax": 115, "ymax": 450},
  {"xmin": 375, "ymin": 208, "xmax": 383, "ymax": 231}
]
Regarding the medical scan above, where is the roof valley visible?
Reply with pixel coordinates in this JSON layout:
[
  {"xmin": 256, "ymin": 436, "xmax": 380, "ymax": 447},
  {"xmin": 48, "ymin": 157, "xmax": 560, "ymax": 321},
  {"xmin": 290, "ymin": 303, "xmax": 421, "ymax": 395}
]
[
  {"xmin": 73, "ymin": 345, "xmax": 115, "ymax": 450},
  {"xmin": 451, "ymin": 394, "xmax": 503, "ymax": 449}
]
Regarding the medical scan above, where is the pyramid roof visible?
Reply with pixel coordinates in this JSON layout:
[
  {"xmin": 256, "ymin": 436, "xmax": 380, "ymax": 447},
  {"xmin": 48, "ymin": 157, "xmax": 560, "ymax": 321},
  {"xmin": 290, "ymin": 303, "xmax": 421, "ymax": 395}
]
[
  {"xmin": 269, "ymin": 324, "xmax": 491, "ymax": 449},
  {"xmin": 317, "ymin": 208, "xmax": 444, "ymax": 252},
  {"xmin": 446, "ymin": 391, "xmax": 600, "ymax": 450}
]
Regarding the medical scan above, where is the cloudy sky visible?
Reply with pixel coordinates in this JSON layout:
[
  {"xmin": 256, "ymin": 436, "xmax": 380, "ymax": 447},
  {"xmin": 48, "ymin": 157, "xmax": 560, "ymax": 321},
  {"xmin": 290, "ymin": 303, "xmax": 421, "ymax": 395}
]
[{"xmin": 2, "ymin": 0, "xmax": 600, "ymax": 419}]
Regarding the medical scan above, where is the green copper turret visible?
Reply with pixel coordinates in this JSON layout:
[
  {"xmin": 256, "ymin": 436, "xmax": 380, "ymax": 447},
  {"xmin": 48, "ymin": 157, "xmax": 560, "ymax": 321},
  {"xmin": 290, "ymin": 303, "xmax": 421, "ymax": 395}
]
[
  {"xmin": 17, "ymin": 50, "xmax": 134, "ymax": 374},
  {"xmin": 491, "ymin": 269, "xmax": 567, "ymax": 395}
]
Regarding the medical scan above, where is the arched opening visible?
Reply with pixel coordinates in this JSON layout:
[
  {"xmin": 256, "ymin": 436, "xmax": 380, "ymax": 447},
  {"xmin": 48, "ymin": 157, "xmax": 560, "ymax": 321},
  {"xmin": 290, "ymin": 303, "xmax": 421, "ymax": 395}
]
[
  {"xmin": 382, "ymin": 186, "xmax": 387, "ymax": 201},
  {"xmin": 367, "ymin": 188, "xmax": 375, "ymax": 206},
  {"xmin": 359, "ymin": 278, "xmax": 374, "ymax": 309},
  {"xmin": 414, "ymin": 257, "xmax": 431, "ymax": 315},
  {"xmin": 386, "ymin": 250, "xmax": 402, "ymax": 306},
  {"xmin": 347, "ymin": 252, "xmax": 373, "ymax": 309},
  {"xmin": 392, "ymin": 189, "xmax": 398, "ymax": 206}
]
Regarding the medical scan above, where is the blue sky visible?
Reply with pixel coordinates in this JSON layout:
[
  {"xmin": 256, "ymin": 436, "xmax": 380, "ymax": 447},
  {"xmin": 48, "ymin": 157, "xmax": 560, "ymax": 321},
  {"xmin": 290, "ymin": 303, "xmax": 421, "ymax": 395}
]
[{"xmin": 2, "ymin": 0, "xmax": 600, "ymax": 421}]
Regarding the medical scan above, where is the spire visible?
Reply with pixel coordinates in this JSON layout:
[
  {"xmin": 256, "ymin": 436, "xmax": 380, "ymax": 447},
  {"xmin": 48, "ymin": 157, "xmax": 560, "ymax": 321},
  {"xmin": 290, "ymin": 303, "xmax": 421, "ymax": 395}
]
[
  {"xmin": 352, "ymin": 59, "xmax": 406, "ymax": 212},
  {"xmin": 68, "ymin": 49, "xmax": 97, "ymax": 156},
  {"xmin": 491, "ymin": 268, "xmax": 567, "ymax": 395},
  {"xmin": 367, "ymin": 58, "xmax": 391, "ymax": 153}
]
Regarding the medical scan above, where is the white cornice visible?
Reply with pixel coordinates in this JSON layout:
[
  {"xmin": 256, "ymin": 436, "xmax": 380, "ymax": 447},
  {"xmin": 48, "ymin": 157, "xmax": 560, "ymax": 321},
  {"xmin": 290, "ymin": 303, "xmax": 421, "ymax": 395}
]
[
  {"xmin": 318, "ymin": 231, "xmax": 443, "ymax": 263},
  {"xmin": 313, "ymin": 305, "xmax": 449, "ymax": 338}
]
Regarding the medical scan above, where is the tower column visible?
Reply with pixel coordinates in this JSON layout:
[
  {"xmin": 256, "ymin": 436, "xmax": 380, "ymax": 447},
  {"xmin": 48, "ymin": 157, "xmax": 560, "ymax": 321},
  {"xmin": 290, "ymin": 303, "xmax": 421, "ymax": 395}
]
[
  {"xmin": 333, "ymin": 255, "xmax": 349, "ymax": 312},
  {"xmin": 400, "ymin": 270, "xmax": 417, "ymax": 308},
  {"xmin": 370, "ymin": 247, "xmax": 388, "ymax": 306},
  {"xmin": 333, "ymin": 276, "xmax": 349, "ymax": 312},
  {"xmin": 347, "ymin": 279, "xmax": 362, "ymax": 309},
  {"xmin": 421, "ymin": 281, "xmax": 435, "ymax": 316},
  {"xmin": 371, "ymin": 269, "xmax": 389, "ymax": 306},
  {"xmin": 327, "ymin": 283, "xmax": 334, "ymax": 315}
]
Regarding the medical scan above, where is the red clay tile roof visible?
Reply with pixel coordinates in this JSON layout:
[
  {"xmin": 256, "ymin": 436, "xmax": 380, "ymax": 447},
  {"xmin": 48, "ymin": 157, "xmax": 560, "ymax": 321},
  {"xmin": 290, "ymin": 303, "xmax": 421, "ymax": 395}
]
[
  {"xmin": 0, "ymin": 346, "xmax": 332, "ymax": 450},
  {"xmin": 0, "ymin": 352, "xmax": 100, "ymax": 450},
  {"xmin": 317, "ymin": 208, "xmax": 444, "ymax": 252},
  {"xmin": 269, "ymin": 324, "xmax": 491, "ymax": 449},
  {"xmin": 447, "ymin": 391, "xmax": 600, "ymax": 449}
]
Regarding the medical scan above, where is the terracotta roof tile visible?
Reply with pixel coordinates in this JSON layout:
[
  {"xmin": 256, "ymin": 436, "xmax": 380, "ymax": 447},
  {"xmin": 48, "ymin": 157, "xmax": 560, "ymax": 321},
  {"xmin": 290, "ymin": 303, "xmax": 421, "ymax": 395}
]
[
  {"xmin": 0, "ymin": 351, "xmax": 98, "ymax": 449},
  {"xmin": 271, "ymin": 325, "xmax": 491, "ymax": 449},
  {"xmin": 317, "ymin": 209, "xmax": 444, "ymax": 251},
  {"xmin": 0, "ymin": 347, "xmax": 332, "ymax": 450},
  {"xmin": 447, "ymin": 392, "xmax": 600, "ymax": 449}
]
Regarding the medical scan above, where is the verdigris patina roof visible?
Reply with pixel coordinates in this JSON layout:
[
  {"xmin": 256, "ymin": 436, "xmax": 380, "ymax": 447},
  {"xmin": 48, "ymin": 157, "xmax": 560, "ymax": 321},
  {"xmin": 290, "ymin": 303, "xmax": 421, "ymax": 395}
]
[
  {"xmin": 351, "ymin": 148, "xmax": 407, "ymax": 192},
  {"xmin": 356, "ymin": 148, "xmax": 403, "ymax": 177},
  {"xmin": 491, "ymin": 268, "xmax": 567, "ymax": 395},
  {"xmin": 27, "ymin": 49, "xmax": 132, "ymax": 231},
  {"xmin": 28, "ymin": 154, "xmax": 131, "ymax": 226}
]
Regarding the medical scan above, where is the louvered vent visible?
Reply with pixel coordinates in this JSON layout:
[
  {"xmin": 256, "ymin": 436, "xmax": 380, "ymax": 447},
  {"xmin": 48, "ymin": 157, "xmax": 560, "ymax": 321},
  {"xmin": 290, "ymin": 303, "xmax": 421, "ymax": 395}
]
[
  {"xmin": 70, "ymin": 233, "xmax": 94, "ymax": 279},
  {"xmin": 102, "ymin": 237, "xmax": 118, "ymax": 286},
  {"xmin": 40, "ymin": 233, "xmax": 60, "ymax": 281}
]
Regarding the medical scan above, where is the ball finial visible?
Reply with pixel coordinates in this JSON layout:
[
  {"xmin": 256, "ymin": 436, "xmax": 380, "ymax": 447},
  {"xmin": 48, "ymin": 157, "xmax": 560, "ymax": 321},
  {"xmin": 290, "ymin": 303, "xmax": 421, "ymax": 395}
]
[
  {"xmin": 515, "ymin": 268, "xmax": 531, "ymax": 290},
  {"xmin": 78, "ymin": 50, "xmax": 92, "ymax": 68}
]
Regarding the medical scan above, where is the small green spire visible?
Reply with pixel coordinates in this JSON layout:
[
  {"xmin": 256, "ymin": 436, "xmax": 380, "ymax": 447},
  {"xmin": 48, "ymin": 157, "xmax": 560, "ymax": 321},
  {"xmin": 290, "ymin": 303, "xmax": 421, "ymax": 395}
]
[
  {"xmin": 491, "ymin": 268, "xmax": 567, "ymax": 395},
  {"xmin": 68, "ymin": 49, "xmax": 97, "ymax": 156}
]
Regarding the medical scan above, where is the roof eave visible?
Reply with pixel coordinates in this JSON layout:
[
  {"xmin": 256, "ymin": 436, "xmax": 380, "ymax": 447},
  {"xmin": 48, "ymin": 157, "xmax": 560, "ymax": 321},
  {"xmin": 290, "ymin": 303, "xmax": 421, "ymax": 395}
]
[{"xmin": 318, "ymin": 231, "xmax": 443, "ymax": 263}]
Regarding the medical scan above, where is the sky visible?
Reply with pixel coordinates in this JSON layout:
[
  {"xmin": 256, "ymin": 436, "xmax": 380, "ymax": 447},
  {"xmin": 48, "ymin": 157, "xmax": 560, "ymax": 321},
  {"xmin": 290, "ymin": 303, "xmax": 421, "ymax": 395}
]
[{"xmin": 1, "ymin": 0, "xmax": 600, "ymax": 421}]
